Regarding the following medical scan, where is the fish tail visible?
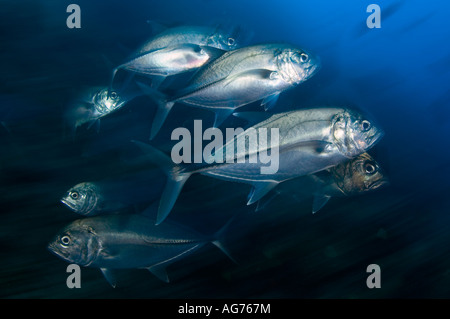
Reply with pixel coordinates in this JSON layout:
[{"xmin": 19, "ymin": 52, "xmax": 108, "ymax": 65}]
[
  {"xmin": 151, "ymin": 99, "xmax": 175, "ymax": 140},
  {"xmin": 136, "ymin": 81, "xmax": 174, "ymax": 139},
  {"xmin": 131, "ymin": 140, "xmax": 191, "ymax": 225}
]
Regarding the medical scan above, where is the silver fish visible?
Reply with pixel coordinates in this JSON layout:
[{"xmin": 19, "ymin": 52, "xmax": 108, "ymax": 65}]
[
  {"xmin": 61, "ymin": 171, "xmax": 165, "ymax": 216},
  {"xmin": 133, "ymin": 107, "xmax": 383, "ymax": 225},
  {"xmin": 135, "ymin": 25, "xmax": 238, "ymax": 55},
  {"xmin": 64, "ymin": 86, "xmax": 136, "ymax": 136},
  {"xmin": 110, "ymin": 44, "xmax": 225, "ymax": 90},
  {"xmin": 256, "ymin": 152, "xmax": 389, "ymax": 213},
  {"xmin": 47, "ymin": 214, "xmax": 234, "ymax": 286},
  {"xmin": 144, "ymin": 43, "xmax": 320, "ymax": 139}
]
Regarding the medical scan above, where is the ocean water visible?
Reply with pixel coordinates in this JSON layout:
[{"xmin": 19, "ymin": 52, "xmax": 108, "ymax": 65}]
[{"xmin": 1, "ymin": 0, "xmax": 450, "ymax": 299}]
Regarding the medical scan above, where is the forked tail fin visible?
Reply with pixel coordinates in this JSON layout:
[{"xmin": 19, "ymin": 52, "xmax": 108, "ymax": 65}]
[{"xmin": 131, "ymin": 140, "xmax": 191, "ymax": 225}]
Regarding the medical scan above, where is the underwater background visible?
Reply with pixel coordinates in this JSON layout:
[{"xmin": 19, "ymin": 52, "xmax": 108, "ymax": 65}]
[{"xmin": 1, "ymin": 0, "xmax": 450, "ymax": 299}]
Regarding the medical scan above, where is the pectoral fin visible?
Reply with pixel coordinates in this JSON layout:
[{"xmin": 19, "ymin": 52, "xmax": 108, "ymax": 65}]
[
  {"xmin": 213, "ymin": 108, "xmax": 234, "ymax": 127},
  {"xmin": 247, "ymin": 181, "xmax": 279, "ymax": 205},
  {"xmin": 87, "ymin": 119, "xmax": 101, "ymax": 133},
  {"xmin": 232, "ymin": 111, "xmax": 272, "ymax": 127},
  {"xmin": 100, "ymin": 268, "xmax": 117, "ymax": 288},
  {"xmin": 312, "ymin": 194, "xmax": 331, "ymax": 214},
  {"xmin": 261, "ymin": 92, "xmax": 280, "ymax": 111},
  {"xmin": 150, "ymin": 75, "xmax": 166, "ymax": 89},
  {"xmin": 255, "ymin": 190, "xmax": 281, "ymax": 212},
  {"xmin": 148, "ymin": 264, "xmax": 170, "ymax": 283}
]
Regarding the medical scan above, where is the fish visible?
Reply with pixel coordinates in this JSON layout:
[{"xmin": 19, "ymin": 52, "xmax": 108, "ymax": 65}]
[
  {"xmin": 143, "ymin": 43, "xmax": 320, "ymax": 139},
  {"xmin": 60, "ymin": 170, "xmax": 166, "ymax": 216},
  {"xmin": 256, "ymin": 152, "xmax": 389, "ymax": 213},
  {"xmin": 64, "ymin": 86, "xmax": 140, "ymax": 137},
  {"xmin": 47, "ymin": 214, "xmax": 235, "ymax": 286},
  {"xmin": 133, "ymin": 107, "xmax": 383, "ymax": 224},
  {"xmin": 110, "ymin": 44, "xmax": 225, "ymax": 91},
  {"xmin": 135, "ymin": 25, "xmax": 239, "ymax": 55}
]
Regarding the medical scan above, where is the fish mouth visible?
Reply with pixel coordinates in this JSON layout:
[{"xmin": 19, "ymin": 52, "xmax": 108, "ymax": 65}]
[
  {"xmin": 47, "ymin": 242, "xmax": 69, "ymax": 261},
  {"xmin": 369, "ymin": 178, "xmax": 389, "ymax": 190},
  {"xmin": 60, "ymin": 197, "xmax": 76, "ymax": 211},
  {"xmin": 367, "ymin": 129, "xmax": 385, "ymax": 149}
]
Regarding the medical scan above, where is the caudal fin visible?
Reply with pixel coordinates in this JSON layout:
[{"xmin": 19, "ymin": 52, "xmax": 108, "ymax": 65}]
[
  {"xmin": 136, "ymin": 81, "xmax": 175, "ymax": 139},
  {"xmin": 131, "ymin": 140, "xmax": 191, "ymax": 225}
]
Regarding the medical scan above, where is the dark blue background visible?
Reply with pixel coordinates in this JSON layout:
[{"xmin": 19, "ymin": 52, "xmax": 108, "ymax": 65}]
[{"xmin": 1, "ymin": 0, "xmax": 449, "ymax": 298}]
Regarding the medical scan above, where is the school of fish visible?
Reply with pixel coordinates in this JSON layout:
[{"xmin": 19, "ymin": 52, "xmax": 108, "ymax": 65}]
[{"xmin": 49, "ymin": 23, "xmax": 388, "ymax": 286}]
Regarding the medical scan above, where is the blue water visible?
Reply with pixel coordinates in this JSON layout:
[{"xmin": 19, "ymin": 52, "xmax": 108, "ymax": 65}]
[{"xmin": 1, "ymin": 0, "xmax": 450, "ymax": 298}]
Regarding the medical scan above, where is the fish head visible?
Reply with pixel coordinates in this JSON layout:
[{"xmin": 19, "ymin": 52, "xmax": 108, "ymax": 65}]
[
  {"xmin": 61, "ymin": 182, "xmax": 100, "ymax": 216},
  {"xmin": 331, "ymin": 153, "xmax": 389, "ymax": 195},
  {"xmin": 48, "ymin": 219, "xmax": 100, "ymax": 266},
  {"xmin": 331, "ymin": 109, "xmax": 384, "ymax": 157},
  {"xmin": 207, "ymin": 29, "xmax": 239, "ymax": 51},
  {"xmin": 275, "ymin": 47, "xmax": 320, "ymax": 84},
  {"xmin": 92, "ymin": 88, "xmax": 127, "ymax": 116}
]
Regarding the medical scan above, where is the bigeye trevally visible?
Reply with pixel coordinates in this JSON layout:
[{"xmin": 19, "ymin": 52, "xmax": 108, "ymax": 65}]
[
  {"xmin": 133, "ymin": 107, "xmax": 383, "ymax": 225},
  {"xmin": 110, "ymin": 44, "xmax": 225, "ymax": 91},
  {"xmin": 64, "ymin": 86, "xmax": 139, "ymax": 137},
  {"xmin": 109, "ymin": 25, "xmax": 239, "ymax": 90},
  {"xmin": 47, "ymin": 214, "xmax": 235, "ymax": 286},
  {"xmin": 142, "ymin": 43, "xmax": 320, "ymax": 139},
  {"xmin": 256, "ymin": 152, "xmax": 389, "ymax": 213},
  {"xmin": 60, "ymin": 171, "xmax": 166, "ymax": 216},
  {"xmin": 135, "ymin": 25, "xmax": 239, "ymax": 55}
]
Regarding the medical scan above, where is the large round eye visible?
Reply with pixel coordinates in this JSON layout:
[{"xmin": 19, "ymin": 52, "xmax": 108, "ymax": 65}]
[
  {"xmin": 300, "ymin": 53, "xmax": 309, "ymax": 63},
  {"xmin": 364, "ymin": 162, "xmax": 377, "ymax": 175},
  {"xmin": 361, "ymin": 120, "xmax": 371, "ymax": 132},
  {"xmin": 61, "ymin": 235, "xmax": 71, "ymax": 246},
  {"xmin": 70, "ymin": 191, "xmax": 79, "ymax": 200},
  {"xmin": 109, "ymin": 91, "xmax": 118, "ymax": 100},
  {"xmin": 269, "ymin": 71, "xmax": 279, "ymax": 80},
  {"xmin": 227, "ymin": 37, "xmax": 235, "ymax": 46}
]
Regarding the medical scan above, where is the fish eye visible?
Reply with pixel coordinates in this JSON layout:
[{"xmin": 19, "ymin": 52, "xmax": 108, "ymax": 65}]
[
  {"xmin": 70, "ymin": 191, "xmax": 79, "ymax": 200},
  {"xmin": 227, "ymin": 37, "xmax": 235, "ymax": 46},
  {"xmin": 300, "ymin": 53, "xmax": 309, "ymax": 63},
  {"xmin": 109, "ymin": 91, "xmax": 118, "ymax": 100},
  {"xmin": 364, "ymin": 162, "xmax": 377, "ymax": 175},
  {"xmin": 60, "ymin": 235, "xmax": 71, "ymax": 246},
  {"xmin": 361, "ymin": 120, "xmax": 371, "ymax": 132}
]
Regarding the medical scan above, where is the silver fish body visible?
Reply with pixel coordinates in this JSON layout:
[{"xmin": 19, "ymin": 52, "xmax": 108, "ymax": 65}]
[
  {"xmin": 198, "ymin": 108, "xmax": 382, "ymax": 183},
  {"xmin": 111, "ymin": 44, "xmax": 225, "ymax": 90},
  {"xmin": 172, "ymin": 44, "xmax": 320, "ymax": 110},
  {"xmin": 134, "ymin": 107, "xmax": 383, "ymax": 225},
  {"xmin": 135, "ymin": 26, "xmax": 238, "ymax": 55},
  {"xmin": 147, "ymin": 43, "xmax": 320, "ymax": 138},
  {"xmin": 48, "ymin": 214, "xmax": 231, "ymax": 284},
  {"xmin": 117, "ymin": 44, "xmax": 223, "ymax": 77}
]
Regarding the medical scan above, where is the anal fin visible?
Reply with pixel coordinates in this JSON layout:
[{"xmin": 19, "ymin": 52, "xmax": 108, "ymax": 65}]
[
  {"xmin": 261, "ymin": 92, "xmax": 280, "ymax": 111},
  {"xmin": 148, "ymin": 264, "xmax": 169, "ymax": 283},
  {"xmin": 312, "ymin": 194, "xmax": 331, "ymax": 214},
  {"xmin": 247, "ymin": 181, "xmax": 279, "ymax": 205},
  {"xmin": 100, "ymin": 268, "xmax": 117, "ymax": 288}
]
